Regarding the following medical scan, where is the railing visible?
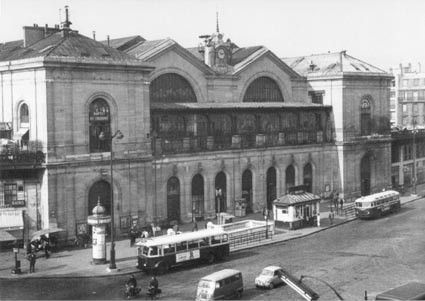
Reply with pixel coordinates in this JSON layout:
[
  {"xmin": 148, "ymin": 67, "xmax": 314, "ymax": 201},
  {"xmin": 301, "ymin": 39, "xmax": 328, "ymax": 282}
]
[
  {"xmin": 153, "ymin": 130, "xmax": 332, "ymax": 155},
  {"xmin": 229, "ymin": 229, "xmax": 271, "ymax": 250},
  {"xmin": 0, "ymin": 148, "xmax": 45, "ymax": 167}
]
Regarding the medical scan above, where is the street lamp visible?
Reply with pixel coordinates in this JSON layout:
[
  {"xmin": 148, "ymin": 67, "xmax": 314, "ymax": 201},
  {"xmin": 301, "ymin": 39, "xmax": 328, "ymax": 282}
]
[
  {"xmin": 99, "ymin": 129, "xmax": 124, "ymax": 270},
  {"xmin": 299, "ymin": 275, "xmax": 343, "ymax": 300},
  {"xmin": 412, "ymin": 117, "xmax": 418, "ymax": 195}
]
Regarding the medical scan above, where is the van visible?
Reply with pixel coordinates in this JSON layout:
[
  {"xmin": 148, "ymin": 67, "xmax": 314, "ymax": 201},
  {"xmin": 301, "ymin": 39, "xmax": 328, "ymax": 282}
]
[{"xmin": 196, "ymin": 269, "xmax": 243, "ymax": 300}]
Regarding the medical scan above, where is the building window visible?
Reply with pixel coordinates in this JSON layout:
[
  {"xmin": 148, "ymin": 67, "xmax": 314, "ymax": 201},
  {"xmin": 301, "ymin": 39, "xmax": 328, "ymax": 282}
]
[
  {"xmin": 243, "ymin": 76, "xmax": 283, "ymax": 102},
  {"xmin": 418, "ymin": 90, "xmax": 425, "ymax": 100},
  {"xmin": 402, "ymin": 79, "xmax": 409, "ymax": 87},
  {"xmin": 308, "ymin": 91, "xmax": 324, "ymax": 104},
  {"xmin": 391, "ymin": 144, "xmax": 400, "ymax": 163},
  {"xmin": 390, "ymin": 91, "xmax": 395, "ymax": 98},
  {"xmin": 406, "ymin": 91, "xmax": 413, "ymax": 101},
  {"xmin": 3, "ymin": 184, "xmax": 17, "ymax": 207},
  {"xmin": 150, "ymin": 73, "xmax": 196, "ymax": 103},
  {"xmin": 413, "ymin": 103, "xmax": 419, "ymax": 114},
  {"xmin": 413, "ymin": 79, "xmax": 420, "ymax": 86},
  {"xmin": 404, "ymin": 144, "xmax": 413, "ymax": 160},
  {"xmin": 360, "ymin": 97, "xmax": 372, "ymax": 136},
  {"xmin": 402, "ymin": 104, "xmax": 407, "ymax": 113},
  {"xmin": 89, "ymin": 98, "xmax": 111, "ymax": 153},
  {"xmin": 19, "ymin": 103, "xmax": 29, "ymax": 126}
]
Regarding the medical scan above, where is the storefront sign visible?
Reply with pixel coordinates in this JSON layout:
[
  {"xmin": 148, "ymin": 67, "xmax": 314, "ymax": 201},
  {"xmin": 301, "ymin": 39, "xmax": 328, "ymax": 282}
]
[
  {"xmin": 0, "ymin": 209, "xmax": 23, "ymax": 228},
  {"xmin": 11, "ymin": 199, "xmax": 25, "ymax": 207},
  {"xmin": 176, "ymin": 250, "xmax": 200, "ymax": 263}
]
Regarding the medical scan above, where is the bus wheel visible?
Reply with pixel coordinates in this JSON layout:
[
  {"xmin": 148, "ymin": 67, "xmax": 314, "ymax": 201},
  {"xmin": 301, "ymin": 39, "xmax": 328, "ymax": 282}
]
[
  {"xmin": 207, "ymin": 253, "xmax": 215, "ymax": 264},
  {"xmin": 156, "ymin": 262, "xmax": 168, "ymax": 275}
]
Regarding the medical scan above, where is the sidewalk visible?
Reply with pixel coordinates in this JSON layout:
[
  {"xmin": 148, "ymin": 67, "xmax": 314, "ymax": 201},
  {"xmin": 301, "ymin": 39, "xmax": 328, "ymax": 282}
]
[{"xmin": 0, "ymin": 192, "xmax": 422, "ymax": 279}]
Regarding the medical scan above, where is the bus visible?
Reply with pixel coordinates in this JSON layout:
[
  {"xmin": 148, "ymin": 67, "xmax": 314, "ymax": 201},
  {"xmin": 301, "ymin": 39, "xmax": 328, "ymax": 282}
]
[
  {"xmin": 354, "ymin": 190, "xmax": 401, "ymax": 219},
  {"xmin": 136, "ymin": 228, "xmax": 230, "ymax": 274}
]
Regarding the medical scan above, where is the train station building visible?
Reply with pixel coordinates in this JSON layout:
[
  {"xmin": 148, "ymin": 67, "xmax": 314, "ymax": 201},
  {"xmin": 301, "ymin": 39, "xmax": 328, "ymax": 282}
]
[{"xmin": 0, "ymin": 11, "xmax": 393, "ymax": 242}]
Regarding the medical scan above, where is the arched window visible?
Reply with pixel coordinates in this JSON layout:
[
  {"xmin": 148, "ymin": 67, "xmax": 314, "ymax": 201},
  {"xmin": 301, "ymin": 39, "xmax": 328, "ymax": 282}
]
[
  {"xmin": 150, "ymin": 73, "xmax": 197, "ymax": 103},
  {"xmin": 360, "ymin": 154, "xmax": 371, "ymax": 196},
  {"xmin": 242, "ymin": 170, "xmax": 253, "ymax": 213},
  {"xmin": 266, "ymin": 167, "xmax": 277, "ymax": 210},
  {"xmin": 360, "ymin": 97, "xmax": 372, "ymax": 136},
  {"xmin": 243, "ymin": 76, "xmax": 284, "ymax": 102},
  {"xmin": 89, "ymin": 98, "xmax": 111, "ymax": 153},
  {"xmin": 192, "ymin": 174, "xmax": 204, "ymax": 220},
  {"xmin": 19, "ymin": 103, "xmax": 29, "ymax": 126},
  {"xmin": 88, "ymin": 180, "xmax": 111, "ymax": 215}
]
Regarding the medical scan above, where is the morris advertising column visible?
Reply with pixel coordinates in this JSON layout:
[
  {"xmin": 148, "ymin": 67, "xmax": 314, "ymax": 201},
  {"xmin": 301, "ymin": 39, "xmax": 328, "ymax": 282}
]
[{"xmin": 87, "ymin": 200, "xmax": 111, "ymax": 264}]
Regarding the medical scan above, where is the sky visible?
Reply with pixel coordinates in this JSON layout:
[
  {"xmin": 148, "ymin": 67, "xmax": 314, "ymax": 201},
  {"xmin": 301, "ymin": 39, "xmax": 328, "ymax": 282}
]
[{"xmin": 1, "ymin": 0, "xmax": 425, "ymax": 71}]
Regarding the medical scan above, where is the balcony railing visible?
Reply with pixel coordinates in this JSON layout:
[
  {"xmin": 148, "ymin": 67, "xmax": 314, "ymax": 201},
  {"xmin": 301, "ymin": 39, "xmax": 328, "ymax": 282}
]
[
  {"xmin": 153, "ymin": 130, "xmax": 332, "ymax": 155},
  {"xmin": 0, "ymin": 142, "xmax": 45, "ymax": 168}
]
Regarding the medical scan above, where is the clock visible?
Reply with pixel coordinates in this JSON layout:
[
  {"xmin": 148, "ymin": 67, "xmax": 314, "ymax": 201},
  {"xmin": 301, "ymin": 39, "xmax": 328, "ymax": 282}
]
[{"xmin": 217, "ymin": 48, "xmax": 226, "ymax": 59}]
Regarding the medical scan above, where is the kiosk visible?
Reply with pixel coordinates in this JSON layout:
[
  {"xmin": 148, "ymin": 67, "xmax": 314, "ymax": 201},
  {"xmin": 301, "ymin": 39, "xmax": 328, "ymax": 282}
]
[
  {"xmin": 273, "ymin": 190, "xmax": 321, "ymax": 230},
  {"xmin": 87, "ymin": 199, "xmax": 111, "ymax": 264}
]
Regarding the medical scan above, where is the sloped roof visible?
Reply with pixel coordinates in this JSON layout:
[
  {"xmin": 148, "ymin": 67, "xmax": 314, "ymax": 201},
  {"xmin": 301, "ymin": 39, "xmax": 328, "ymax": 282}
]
[
  {"xmin": 0, "ymin": 31, "xmax": 139, "ymax": 62},
  {"xmin": 100, "ymin": 35, "xmax": 145, "ymax": 52},
  {"xmin": 185, "ymin": 47, "xmax": 204, "ymax": 61},
  {"xmin": 231, "ymin": 46, "xmax": 263, "ymax": 65},
  {"xmin": 125, "ymin": 39, "xmax": 170, "ymax": 60},
  {"xmin": 151, "ymin": 102, "xmax": 329, "ymax": 111},
  {"xmin": 282, "ymin": 51, "xmax": 388, "ymax": 77},
  {"xmin": 273, "ymin": 192, "xmax": 320, "ymax": 206}
]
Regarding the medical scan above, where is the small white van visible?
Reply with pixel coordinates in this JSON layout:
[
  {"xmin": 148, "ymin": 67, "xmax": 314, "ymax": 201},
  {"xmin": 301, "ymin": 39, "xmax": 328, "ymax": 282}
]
[{"xmin": 196, "ymin": 269, "xmax": 243, "ymax": 300}]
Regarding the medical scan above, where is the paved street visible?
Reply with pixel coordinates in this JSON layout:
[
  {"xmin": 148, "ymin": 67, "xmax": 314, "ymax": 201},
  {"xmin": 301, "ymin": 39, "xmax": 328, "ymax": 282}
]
[{"xmin": 1, "ymin": 197, "xmax": 424, "ymax": 300}]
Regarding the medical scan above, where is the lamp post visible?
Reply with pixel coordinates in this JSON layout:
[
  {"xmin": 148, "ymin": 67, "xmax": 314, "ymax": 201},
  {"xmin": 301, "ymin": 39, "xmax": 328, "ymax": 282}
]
[
  {"xmin": 99, "ymin": 129, "xmax": 123, "ymax": 270},
  {"xmin": 412, "ymin": 117, "xmax": 417, "ymax": 195}
]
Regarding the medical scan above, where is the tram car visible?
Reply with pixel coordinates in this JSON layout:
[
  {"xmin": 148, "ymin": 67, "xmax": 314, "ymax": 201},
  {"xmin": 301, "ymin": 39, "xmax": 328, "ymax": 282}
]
[{"xmin": 355, "ymin": 190, "xmax": 401, "ymax": 219}]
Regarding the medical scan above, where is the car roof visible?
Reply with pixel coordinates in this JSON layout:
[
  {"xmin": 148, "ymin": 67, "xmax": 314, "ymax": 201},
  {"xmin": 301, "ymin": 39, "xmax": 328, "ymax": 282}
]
[
  {"xmin": 201, "ymin": 269, "xmax": 241, "ymax": 281},
  {"xmin": 263, "ymin": 266, "xmax": 282, "ymax": 271},
  {"xmin": 375, "ymin": 282, "xmax": 425, "ymax": 300}
]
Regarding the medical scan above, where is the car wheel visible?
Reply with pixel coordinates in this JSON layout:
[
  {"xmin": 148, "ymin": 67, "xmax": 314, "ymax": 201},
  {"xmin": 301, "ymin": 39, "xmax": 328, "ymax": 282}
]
[{"xmin": 269, "ymin": 283, "xmax": 274, "ymax": 289}]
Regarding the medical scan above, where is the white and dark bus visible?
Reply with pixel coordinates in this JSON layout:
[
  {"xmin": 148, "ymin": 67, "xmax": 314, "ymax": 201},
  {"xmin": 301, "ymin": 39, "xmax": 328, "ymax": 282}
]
[
  {"xmin": 355, "ymin": 190, "xmax": 401, "ymax": 219},
  {"xmin": 136, "ymin": 228, "xmax": 230, "ymax": 274}
]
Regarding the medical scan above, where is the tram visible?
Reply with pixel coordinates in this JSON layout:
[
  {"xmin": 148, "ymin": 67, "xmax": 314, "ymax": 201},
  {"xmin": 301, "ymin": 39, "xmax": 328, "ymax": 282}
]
[{"xmin": 355, "ymin": 190, "xmax": 401, "ymax": 219}]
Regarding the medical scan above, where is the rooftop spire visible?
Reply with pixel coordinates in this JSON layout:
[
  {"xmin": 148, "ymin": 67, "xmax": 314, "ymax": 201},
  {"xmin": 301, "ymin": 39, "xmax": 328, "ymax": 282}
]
[{"xmin": 62, "ymin": 5, "xmax": 72, "ymax": 30}]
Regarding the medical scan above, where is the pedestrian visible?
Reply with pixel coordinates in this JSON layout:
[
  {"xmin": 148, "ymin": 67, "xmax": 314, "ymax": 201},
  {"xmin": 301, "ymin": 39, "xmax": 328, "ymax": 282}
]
[
  {"xmin": 192, "ymin": 221, "xmax": 198, "ymax": 232},
  {"xmin": 328, "ymin": 210, "xmax": 333, "ymax": 225},
  {"xmin": 339, "ymin": 198, "xmax": 344, "ymax": 214},
  {"xmin": 44, "ymin": 240, "xmax": 50, "ymax": 259},
  {"xmin": 28, "ymin": 251, "xmax": 36, "ymax": 273},
  {"xmin": 333, "ymin": 192, "xmax": 339, "ymax": 214},
  {"xmin": 129, "ymin": 225, "xmax": 137, "ymax": 247}
]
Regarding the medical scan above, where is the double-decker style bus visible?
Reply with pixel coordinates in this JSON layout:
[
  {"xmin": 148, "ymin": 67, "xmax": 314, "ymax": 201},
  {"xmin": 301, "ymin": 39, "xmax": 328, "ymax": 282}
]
[
  {"xmin": 355, "ymin": 190, "xmax": 401, "ymax": 219},
  {"xmin": 136, "ymin": 228, "xmax": 230, "ymax": 274}
]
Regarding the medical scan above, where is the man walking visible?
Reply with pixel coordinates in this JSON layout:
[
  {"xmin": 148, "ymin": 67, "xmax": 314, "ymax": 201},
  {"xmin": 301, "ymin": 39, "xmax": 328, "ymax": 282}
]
[{"xmin": 28, "ymin": 251, "xmax": 36, "ymax": 273}]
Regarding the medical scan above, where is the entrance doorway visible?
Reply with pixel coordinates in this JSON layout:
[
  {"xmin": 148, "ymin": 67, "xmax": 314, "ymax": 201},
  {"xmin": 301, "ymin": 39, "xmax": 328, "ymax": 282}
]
[
  {"xmin": 266, "ymin": 167, "xmax": 276, "ymax": 210},
  {"xmin": 167, "ymin": 177, "xmax": 180, "ymax": 222},
  {"xmin": 192, "ymin": 174, "xmax": 204, "ymax": 220},
  {"xmin": 88, "ymin": 180, "xmax": 111, "ymax": 215},
  {"xmin": 215, "ymin": 172, "xmax": 227, "ymax": 213},
  {"xmin": 286, "ymin": 165, "xmax": 295, "ymax": 192},
  {"xmin": 361, "ymin": 155, "xmax": 371, "ymax": 196},
  {"xmin": 303, "ymin": 163, "xmax": 313, "ymax": 193},
  {"xmin": 242, "ymin": 169, "xmax": 253, "ymax": 213}
]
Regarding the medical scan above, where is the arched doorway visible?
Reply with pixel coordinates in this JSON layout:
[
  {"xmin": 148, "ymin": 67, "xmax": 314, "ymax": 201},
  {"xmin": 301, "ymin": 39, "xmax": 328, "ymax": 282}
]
[
  {"xmin": 266, "ymin": 167, "xmax": 277, "ymax": 210},
  {"xmin": 286, "ymin": 165, "xmax": 295, "ymax": 193},
  {"xmin": 88, "ymin": 180, "xmax": 111, "ymax": 215},
  {"xmin": 242, "ymin": 170, "xmax": 253, "ymax": 213},
  {"xmin": 361, "ymin": 155, "xmax": 371, "ymax": 196},
  {"xmin": 303, "ymin": 163, "xmax": 313, "ymax": 193},
  {"xmin": 215, "ymin": 172, "xmax": 227, "ymax": 213},
  {"xmin": 167, "ymin": 177, "xmax": 180, "ymax": 222},
  {"xmin": 192, "ymin": 174, "xmax": 204, "ymax": 221}
]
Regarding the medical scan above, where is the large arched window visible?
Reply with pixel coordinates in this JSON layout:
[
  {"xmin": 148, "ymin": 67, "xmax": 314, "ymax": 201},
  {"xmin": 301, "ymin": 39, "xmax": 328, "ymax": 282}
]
[
  {"xmin": 303, "ymin": 163, "xmax": 313, "ymax": 193},
  {"xmin": 243, "ymin": 76, "xmax": 284, "ymax": 102},
  {"xmin": 150, "ymin": 73, "xmax": 197, "ymax": 103},
  {"xmin": 19, "ymin": 103, "xmax": 29, "ymax": 126},
  {"xmin": 167, "ymin": 177, "xmax": 180, "ymax": 222},
  {"xmin": 286, "ymin": 165, "xmax": 295, "ymax": 192},
  {"xmin": 192, "ymin": 174, "xmax": 204, "ymax": 220},
  {"xmin": 89, "ymin": 98, "xmax": 111, "ymax": 153},
  {"xmin": 360, "ymin": 97, "xmax": 372, "ymax": 136}
]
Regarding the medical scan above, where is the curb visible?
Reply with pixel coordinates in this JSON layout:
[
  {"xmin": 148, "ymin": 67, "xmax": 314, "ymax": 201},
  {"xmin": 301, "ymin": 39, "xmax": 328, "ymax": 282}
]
[{"xmin": 2, "ymin": 196, "xmax": 422, "ymax": 280}]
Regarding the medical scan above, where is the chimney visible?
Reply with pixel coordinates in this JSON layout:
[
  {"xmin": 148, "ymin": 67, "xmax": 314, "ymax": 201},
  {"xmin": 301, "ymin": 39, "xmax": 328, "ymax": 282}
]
[
  {"xmin": 107, "ymin": 35, "xmax": 110, "ymax": 46},
  {"xmin": 23, "ymin": 23, "xmax": 61, "ymax": 47},
  {"xmin": 92, "ymin": 31, "xmax": 96, "ymax": 40},
  {"xmin": 61, "ymin": 5, "xmax": 72, "ymax": 36}
]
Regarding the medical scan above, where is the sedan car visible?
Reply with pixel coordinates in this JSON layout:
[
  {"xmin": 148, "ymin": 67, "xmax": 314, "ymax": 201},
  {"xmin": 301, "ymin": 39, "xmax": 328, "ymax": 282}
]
[{"xmin": 255, "ymin": 266, "xmax": 285, "ymax": 289}]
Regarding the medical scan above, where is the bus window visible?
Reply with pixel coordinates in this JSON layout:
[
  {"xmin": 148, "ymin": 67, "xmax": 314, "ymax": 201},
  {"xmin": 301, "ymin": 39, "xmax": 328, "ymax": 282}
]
[
  {"xmin": 142, "ymin": 246, "xmax": 149, "ymax": 256},
  {"xmin": 222, "ymin": 234, "xmax": 228, "ymax": 242},
  {"xmin": 200, "ymin": 238, "xmax": 209, "ymax": 247},
  {"xmin": 149, "ymin": 246, "xmax": 159, "ymax": 256},
  {"xmin": 211, "ymin": 236, "xmax": 221, "ymax": 245},
  {"xmin": 177, "ymin": 241, "xmax": 187, "ymax": 251},
  {"xmin": 188, "ymin": 240, "xmax": 199, "ymax": 249},
  {"xmin": 163, "ymin": 244, "xmax": 176, "ymax": 254}
]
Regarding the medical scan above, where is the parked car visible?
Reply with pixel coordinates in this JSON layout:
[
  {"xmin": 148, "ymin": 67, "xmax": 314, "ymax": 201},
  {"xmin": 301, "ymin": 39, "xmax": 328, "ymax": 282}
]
[{"xmin": 255, "ymin": 266, "xmax": 285, "ymax": 289}]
